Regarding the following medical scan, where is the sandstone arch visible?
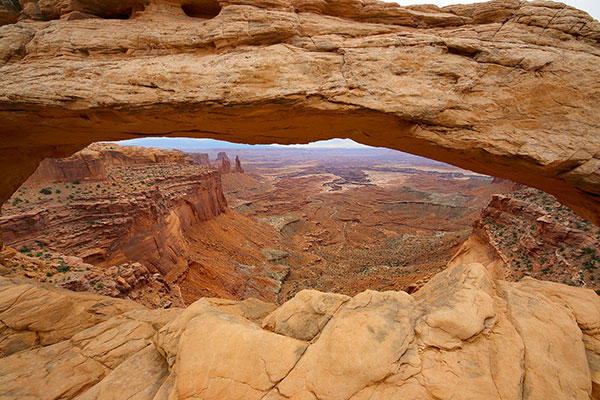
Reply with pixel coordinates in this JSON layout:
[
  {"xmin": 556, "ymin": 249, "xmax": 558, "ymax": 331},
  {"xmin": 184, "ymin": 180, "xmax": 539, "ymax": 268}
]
[{"xmin": 0, "ymin": 0, "xmax": 599, "ymax": 230}]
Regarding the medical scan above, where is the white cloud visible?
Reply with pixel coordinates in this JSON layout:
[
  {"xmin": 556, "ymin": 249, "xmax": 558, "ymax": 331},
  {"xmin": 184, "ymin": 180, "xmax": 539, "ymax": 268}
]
[
  {"xmin": 277, "ymin": 139, "xmax": 373, "ymax": 149},
  {"xmin": 386, "ymin": 0, "xmax": 598, "ymax": 20}
]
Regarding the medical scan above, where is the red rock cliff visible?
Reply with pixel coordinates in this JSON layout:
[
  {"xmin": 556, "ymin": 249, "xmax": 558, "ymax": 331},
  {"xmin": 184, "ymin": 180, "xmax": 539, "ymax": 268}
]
[
  {"xmin": 451, "ymin": 185, "xmax": 600, "ymax": 288},
  {"xmin": 25, "ymin": 143, "xmax": 192, "ymax": 184},
  {"xmin": 1, "ymin": 144, "xmax": 228, "ymax": 278}
]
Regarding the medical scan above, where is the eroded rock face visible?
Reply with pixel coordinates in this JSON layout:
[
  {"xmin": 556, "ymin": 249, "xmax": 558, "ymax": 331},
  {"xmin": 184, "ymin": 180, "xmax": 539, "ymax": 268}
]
[
  {"xmin": 24, "ymin": 143, "xmax": 193, "ymax": 185},
  {"xmin": 218, "ymin": 157, "xmax": 232, "ymax": 174},
  {"xmin": 451, "ymin": 185, "xmax": 600, "ymax": 288},
  {"xmin": 1, "ymin": 142, "xmax": 225, "ymax": 284},
  {"xmin": 1, "ymin": 262, "xmax": 599, "ymax": 399},
  {"xmin": 0, "ymin": 0, "xmax": 599, "ymax": 226},
  {"xmin": 186, "ymin": 152, "xmax": 211, "ymax": 166},
  {"xmin": 235, "ymin": 155, "xmax": 244, "ymax": 173}
]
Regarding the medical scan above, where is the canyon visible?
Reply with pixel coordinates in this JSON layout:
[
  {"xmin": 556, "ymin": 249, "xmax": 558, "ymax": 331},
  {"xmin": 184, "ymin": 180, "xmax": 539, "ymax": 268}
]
[
  {"xmin": 0, "ymin": 143, "xmax": 290, "ymax": 306},
  {"xmin": 1, "ymin": 143, "xmax": 517, "ymax": 304},
  {"xmin": 222, "ymin": 147, "xmax": 517, "ymax": 299},
  {"xmin": 0, "ymin": 0, "xmax": 599, "ymax": 398},
  {"xmin": 0, "ymin": 141, "xmax": 599, "ymax": 400}
]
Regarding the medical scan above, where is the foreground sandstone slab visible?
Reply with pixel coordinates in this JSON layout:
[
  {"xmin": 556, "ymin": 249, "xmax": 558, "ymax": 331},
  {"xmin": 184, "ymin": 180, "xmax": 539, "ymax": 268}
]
[
  {"xmin": 0, "ymin": 262, "xmax": 599, "ymax": 399},
  {"xmin": 0, "ymin": 0, "xmax": 599, "ymax": 226}
]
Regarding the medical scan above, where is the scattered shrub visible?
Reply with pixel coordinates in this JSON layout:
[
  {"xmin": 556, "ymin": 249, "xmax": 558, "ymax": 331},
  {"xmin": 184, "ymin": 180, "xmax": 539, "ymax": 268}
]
[
  {"xmin": 18, "ymin": 246, "xmax": 31, "ymax": 253},
  {"xmin": 1, "ymin": 0, "xmax": 21, "ymax": 11},
  {"xmin": 583, "ymin": 247, "xmax": 596, "ymax": 255},
  {"xmin": 57, "ymin": 261, "xmax": 71, "ymax": 273},
  {"xmin": 39, "ymin": 188, "xmax": 52, "ymax": 195}
]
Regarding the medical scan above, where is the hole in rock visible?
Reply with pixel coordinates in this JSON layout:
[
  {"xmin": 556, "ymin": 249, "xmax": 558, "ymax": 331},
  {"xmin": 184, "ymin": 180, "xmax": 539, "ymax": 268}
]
[
  {"xmin": 81, "ymin": 2, "xmax": 145, "ymax": 20},
  {"xmin": 182, "ymin": 0, "xmax": 222, "ymax": 19},
  {"xmin": 94, "ymin": 6, "xmax": 136, "ymax": 20},
  {"xmin": 103, "ymin": 9, "xmax": 132, "ymax": 19},
  {"xmin": 2, "ymin": 136, "xmax": 597, "ymax": 310}
]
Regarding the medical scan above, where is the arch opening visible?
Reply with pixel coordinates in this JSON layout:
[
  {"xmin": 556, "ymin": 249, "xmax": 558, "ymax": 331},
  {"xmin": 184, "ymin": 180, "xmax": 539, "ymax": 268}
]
[
  {"xmin": 2, "ymin": 136, "xmax": 598, "ymax": 306},
  {"xmin": 1, "ymin": 103, "xmax": 597, "ymax": 228},
  {"xmin": 181, "ymin": 0, "xmax": 221, "ymax": 19}
]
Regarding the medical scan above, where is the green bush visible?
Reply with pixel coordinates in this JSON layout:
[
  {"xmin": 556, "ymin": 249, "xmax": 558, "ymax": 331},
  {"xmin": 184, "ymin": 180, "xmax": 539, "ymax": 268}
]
[
  {"xmin": 57, "ymin": 261, "xmax": 70, "ymax": 273},
  {"xmin": 18, "ymin": 246, "xmax": 31, "ymax": 253},
  {"xmin": 583, "ymin": 247, "xmax": 596, "ymax": 255},
  {"xmin": 0, "ymin": 0, "xmax": 21, "ymax": 11},
  {"xmin": 39, "ymin": 188, "xmax": 52, "ymax": 195}
]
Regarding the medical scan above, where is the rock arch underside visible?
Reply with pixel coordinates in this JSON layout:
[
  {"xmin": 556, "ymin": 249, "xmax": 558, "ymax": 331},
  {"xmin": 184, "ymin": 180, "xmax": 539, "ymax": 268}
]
[{"xmin": 1, "ymin": 0, "xmax": 600, "ymax": 399}]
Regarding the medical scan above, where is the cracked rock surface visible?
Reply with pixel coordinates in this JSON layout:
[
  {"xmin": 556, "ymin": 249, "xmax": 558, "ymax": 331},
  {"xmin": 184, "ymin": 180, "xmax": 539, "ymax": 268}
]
[{"xmin": 0, "ymin": 262, "xmax": 599, "ymax": 399}]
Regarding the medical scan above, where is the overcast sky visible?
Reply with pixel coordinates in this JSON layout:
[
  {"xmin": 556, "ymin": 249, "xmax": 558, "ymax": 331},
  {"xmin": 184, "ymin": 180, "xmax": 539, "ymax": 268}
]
[
  {"xmin": 390, "ymin": 0, "xmax": 598, "ymax": 20},
  {"xmin": 116, "ymin": 137, "xmax": 373, "ymax": 149}
]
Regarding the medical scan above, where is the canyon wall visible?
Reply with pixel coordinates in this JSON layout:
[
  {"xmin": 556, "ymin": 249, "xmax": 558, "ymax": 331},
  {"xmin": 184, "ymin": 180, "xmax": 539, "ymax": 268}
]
[
  {"xmin": 1, "ymin": 166, "xmax": 228, "ymax": 277},
  {"xmin": 1, "ymin": 144, "xmax": 291, "ymax": 304},
  {"xmin": 24, "ymin": 143, "xmax": 193, "ymax": 184},
  {"xmin": 1, "ymin": 144, "xmax": 229, "ymax": 278},
  {"xmin": 186, "ymin": 152, "xmax": 211, "ymax": 166},
  {"xmin": 24, "ymin": 147, "xmax": 109, "ymax": 185},
  {"xmin": 450, "ymin": 185, "xmax": 600, "ymax": 289},
  {"xmin": 0, "ymin": 0, "xmax": 598, "ymax": 225}
]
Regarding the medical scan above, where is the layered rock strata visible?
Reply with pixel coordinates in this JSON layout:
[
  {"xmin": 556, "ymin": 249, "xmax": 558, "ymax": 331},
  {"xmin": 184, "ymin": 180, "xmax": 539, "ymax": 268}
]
[
  {"xmin": 1, "ymin": 144, "xmax": 290, "ymax": 304},
  {"xmin": 0, "ymin": 261, "xmax": 599, "ymax": 399},
  {"xmin": 186, "ymin": 152, "xmax": 211, "ymax": 166},
  {"xmin": 1, "ymin": 164, "xmax": 227, "ymax": 278},
  {"xmin": 451, "ymin": 185, "xmax": 600, "ymax": 289},
  {"xmin": 24, "ymin": 142, "xmax": 194, "ymax": 185}
]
